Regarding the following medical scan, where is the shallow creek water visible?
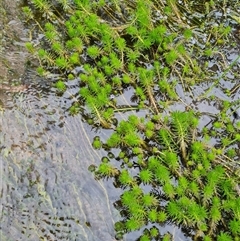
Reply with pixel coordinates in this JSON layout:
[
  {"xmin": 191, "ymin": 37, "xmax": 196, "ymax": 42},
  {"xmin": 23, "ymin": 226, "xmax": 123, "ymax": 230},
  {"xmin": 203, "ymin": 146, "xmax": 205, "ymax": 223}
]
[{"xmin": 0, "ymin": 75, "xmax": 120, "ymax": 241}]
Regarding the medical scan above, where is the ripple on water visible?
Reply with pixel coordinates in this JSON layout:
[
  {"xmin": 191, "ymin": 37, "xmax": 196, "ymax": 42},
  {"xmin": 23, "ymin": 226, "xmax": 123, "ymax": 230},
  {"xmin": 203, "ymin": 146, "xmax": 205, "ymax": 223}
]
[{"xmin": 0, "ymin": 80, "xmax": 119, "ymax": 241}]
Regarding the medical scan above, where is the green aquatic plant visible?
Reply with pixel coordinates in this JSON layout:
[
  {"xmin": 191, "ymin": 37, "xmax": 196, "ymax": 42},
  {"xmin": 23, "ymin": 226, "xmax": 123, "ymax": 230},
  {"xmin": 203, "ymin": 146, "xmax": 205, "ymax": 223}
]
[
  {"xmin": 94, "ymin": 110, "xmax": 240, "ymax": 240},
  {"xmin": 23, "ymin": 0, "xmax": 240, "ymax": 240},
  {"xmin": 118, "ymin": 170, "xmax": 135, "ymax": 187},
  {"xmin": 69, "ymin": 103, "xmax": 81, "ymax": 115},
  {"xmin": 55, "ymin": 80, "xmax": 66, "ymax": 92},
  {"xmin": 96, "ymin": 162, "xmax": 119, "ymax": 178},
  {"xmin": 162, "ymin": 233, "xmax": 172, "ymax": 241},
  {"xmin": 92, "ymin": 136, "xmax": 102, "ymax": 150},
  {"xmin": 32, "ymin": 0, "xmax": 51, "ymax": 12},
  {"xmin": 139, "ymin": 169, "xmax": 153, "ymax": 184}
]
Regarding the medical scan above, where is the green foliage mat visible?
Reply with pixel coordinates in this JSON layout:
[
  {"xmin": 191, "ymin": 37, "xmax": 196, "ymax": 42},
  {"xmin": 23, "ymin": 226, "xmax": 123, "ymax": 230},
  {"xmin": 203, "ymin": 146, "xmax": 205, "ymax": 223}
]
[{"xmin": 22, "ymin": 0, "xmax": 240, "ymax": 240}]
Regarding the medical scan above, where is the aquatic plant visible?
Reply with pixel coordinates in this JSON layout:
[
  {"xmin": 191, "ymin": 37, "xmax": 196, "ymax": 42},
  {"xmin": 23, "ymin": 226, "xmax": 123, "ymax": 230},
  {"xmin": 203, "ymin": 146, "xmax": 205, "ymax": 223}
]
[
  {"xmin": 95, "ymin": 110, "xmax": 240, "ymax": 240},
  {"xmin": 23, "ymin": 0, "xmax": 240, "ymax": 240},
  {"xmin": 23, "ymin": 0, "xmax": 228, "ymax": 125}
]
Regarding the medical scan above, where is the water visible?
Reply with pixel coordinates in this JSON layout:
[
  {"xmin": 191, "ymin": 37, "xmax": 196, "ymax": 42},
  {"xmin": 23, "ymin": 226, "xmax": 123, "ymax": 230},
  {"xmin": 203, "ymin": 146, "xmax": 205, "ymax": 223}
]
[{"xmin": 0, "ymin": 76, "xmax": 120, "ymax": 241}]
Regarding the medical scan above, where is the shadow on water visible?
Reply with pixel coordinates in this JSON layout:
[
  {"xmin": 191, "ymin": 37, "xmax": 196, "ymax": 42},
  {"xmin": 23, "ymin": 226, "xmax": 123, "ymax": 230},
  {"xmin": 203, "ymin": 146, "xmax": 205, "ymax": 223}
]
[{"xmin": 0, "ymin": 72, "xmax": 120, "ymax": 241}]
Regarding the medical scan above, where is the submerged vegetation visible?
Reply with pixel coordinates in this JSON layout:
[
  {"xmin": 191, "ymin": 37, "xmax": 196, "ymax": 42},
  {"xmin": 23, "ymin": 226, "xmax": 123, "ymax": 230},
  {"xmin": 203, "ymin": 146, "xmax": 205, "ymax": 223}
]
[{"xmin": 22, "ymin": 0, "xmax": 240, "ymax": 240}]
